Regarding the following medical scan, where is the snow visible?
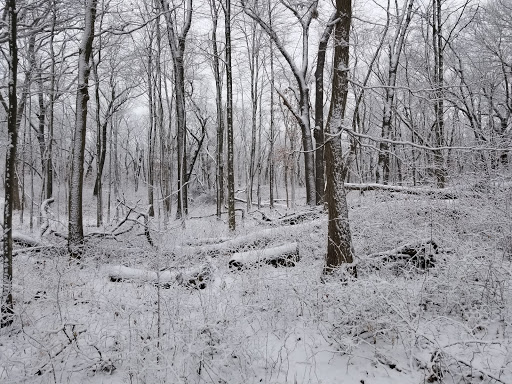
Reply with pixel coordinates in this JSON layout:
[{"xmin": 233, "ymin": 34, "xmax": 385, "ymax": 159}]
[{"xmin": 1, "ymin": 186, "xmax": 512, "ymax": 383}]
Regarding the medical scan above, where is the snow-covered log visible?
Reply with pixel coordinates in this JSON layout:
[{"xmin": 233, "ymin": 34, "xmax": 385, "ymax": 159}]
[
  {"xmin": 255, "ymin": 208, "xmax": 323, "ymax": 226},
  {"xmin": 12, "ymin": 231, "xmax": 41, "ymax": 247},
  {"xmin": 363, "ymin": 239, "xmax": 438, "ymax": 269},
  {"xmin": 185, "ymin": 237, "xmax": 232, "ymax": 247},
  {"xmin": 108, "ymin": 263, "xmax": 211, "ymax": 289},
  {"xmin": 173, "ymin": 219, "xmax": 323, "ymax": 257},
  {"xmin": 344, "ymin": 183, "xmax": 459, "ymax": 199},
  {"xmin": 229, "ymin": 242, "xmax": 299, "ymax": 269}
]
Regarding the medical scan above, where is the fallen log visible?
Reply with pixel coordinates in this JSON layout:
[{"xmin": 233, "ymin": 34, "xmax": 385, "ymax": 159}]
[
  {"xmin": 107, "ymin": 263, "xmax": 211, "ymax": 289},
  {"xmin": 174, "ymin": 219, "xmax": 323, "ymax": 257},
  {"xmin": 229, "ymin": 242, "xmax": 299, "ymax": 269},
  {"xmin": 344, "ymin": 183, "xmax": 459, "ymax": 199},
  {"xmin": 275, "ymin": 209, "xmax": 323, "ymax": 226},
  {"xmin": 185, "ymin": 237, "xmax": 232, "ymax": 247},
  {"xmin": 363, "ymin": 239, "xmax": 439, "ymax": 270},
  {"xmin": 12, "ymin": 231, "xmax": 42, "ymax": 247}
]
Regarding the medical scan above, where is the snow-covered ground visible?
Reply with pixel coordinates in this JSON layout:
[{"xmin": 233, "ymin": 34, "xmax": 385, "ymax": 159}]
[{"xmin": 1, "ymin": 182, "xmax": 511, "ymax": 383}]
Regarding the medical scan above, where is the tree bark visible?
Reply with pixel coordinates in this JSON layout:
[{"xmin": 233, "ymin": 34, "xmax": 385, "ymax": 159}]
[
  {"xmin": 432, "ymin": 0, "xmax": 446, "ymax": 187},
  {"xmin": 68, "ymin": 0, "xmax": 98, "ymax": 258},
  {"xmin": 314, "ymin": 12, "xmax": 337, "ymax": 205},
  {"xmin": 323, "ymin": 0, "xmax": 355, "ymax": 276},
  {"xmin": 226, "ymin": 0, "xmax": 236, "ymax": 230},
  {"xmin": 242, "ymin": 0, "xmax": 318, "ymax": 205},
  {"xmin": 159, "ymin": 0, "xmax": 193, "ymax": 219},
  {"xmin": 210, "ymin": 0, "xmax": 224, "ymax": 219},
  {"xmin": 2, "ymin": 0, "xmax": 18, "ymax": 328}
]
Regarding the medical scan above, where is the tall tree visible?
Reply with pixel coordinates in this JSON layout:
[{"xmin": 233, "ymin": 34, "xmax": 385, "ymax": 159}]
[
  {"xmin": 159, "ymin": 0, "xmax": 193, "ymax": 219},
  {"xmin": 323, "ymin": 0, "xmax": 355, "ymax": 275},
  {"xmin": 432, "ymin": 0, "xmax": 446, "ymax": 187},
  {"xmin": 376, "ymin": 0, "xmax": 414, "ymax": 184},
  {"xmin": 314, "ymin": 12, "xmax": 337, "ymax": 205},
  {"xmin": 226, "ymin": 0, "xmax": 235, "ymax": 230},
  {"xmin": 68, "ymin": 0, "xmax": 98, "ymax": 258},
  {"xmin": 1, "ymin": 0, "xmax": 18, "ymax": 328},
  {"xmin": 242, "ymin": 0, "xmax": 318, "ymax": 206},
  {"xmin": 209, "ymin": 0, "xmax": 225, "ymax": 219}
]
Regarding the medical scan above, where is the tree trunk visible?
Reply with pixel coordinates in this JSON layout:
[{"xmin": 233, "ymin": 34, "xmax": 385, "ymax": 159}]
[
  {"xmin": 432, "ymin": 0, "xmax": 446, "ymax": 187},
  {"xmin": 314, "ymin": 12, "xmax": 336, "ymax": 205},
  {"xmin": 210, "ymin": 0, "xmax": 224, "ymax": 219},
  {"xmin": 226, "ymin": 0, "xmax": 235, "ymax": 230},
  {"xmin": 68, "ymin": 0, "xmax": 98, "ymax": 258},
  {"xmin": 376, "ymin": 0, "xmax": 414, "ymax": 185},
  {"xmin": 2, "ymin": 0, "xmax": 18, "ymax": 328},
  {"xmin": 241, "ymin": 0, "xmax": 318, "ymax": 205},
  {"xmin": 158, "ymin": 0, "xmax": 192, "ymax": 220},
  {"xmin": 323, "ymin": 0, "xmax": 355, "ymax": 276}
]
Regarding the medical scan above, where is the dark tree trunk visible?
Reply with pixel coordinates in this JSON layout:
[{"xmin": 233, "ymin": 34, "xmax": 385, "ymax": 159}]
[
  {"xmin": 2, "ymin": 0, "xmax": 18, "ymax": 328},
  {"xmin": 323, "ymin": 0, "xmax": 355, "ymax": 276},
  {"xmin": 226, "ymin": 0, "xmax": 235, "ymax": 230},
  {"xmin": 432, "ymin": 0, "xmax": 446, "ymax": 187},
  {"xmin": 68, "ymin": 0, "xmax": 98, "ymax": 258},
  {"xmin": 158, "ymin": 0, "xmax": 192, "ymax": 220},
  {"xmin": 314, "ymin": 12, "xmax": 336, "ymax": 205}
]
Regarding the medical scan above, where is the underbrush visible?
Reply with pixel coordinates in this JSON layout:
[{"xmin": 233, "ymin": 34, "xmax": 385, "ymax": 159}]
[{"xmin": 1, "ymin": 187, "xmax": 512, "ymax": 383}]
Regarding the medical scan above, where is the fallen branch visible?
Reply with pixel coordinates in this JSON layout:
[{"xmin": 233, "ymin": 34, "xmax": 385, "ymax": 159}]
[
  {"xmin": 344, "ymin": 183, "xmax": 459, "ymax": 199},
  {"xmin": 174, "ymin": 219, "xmax": 323, "ymax": 257},
  {"xmin": 107, "ymin": 263, "xmax": 211, "ymax": 289},
  {"xmin": 229, "ymin": 242, "xmax": 299, "ymax": 269},
  {"xmin": 12, "ymin": 231, "xmax": 42, "ymax": 247},
  {"xmin": 185, "ymin": 237, "xmax": 232, "ymax": 247},
  {"xmin": 362, "ymin": 239, "xmax": 439, "ymax": 270}
]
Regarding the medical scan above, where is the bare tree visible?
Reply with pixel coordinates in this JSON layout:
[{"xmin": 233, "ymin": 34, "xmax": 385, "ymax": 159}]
[
  {"xmin": 159, "ymin": 0, "xmax": 193, "ymax": 219},
  {"xmin": 323, "ymin": 0, "xmax": 355, "ymax": 275},
  {"xmin": 242, "ymin": 0, "xmax": 318, "ymax": 206},
  {"xmin": 226, "ymin": 0, "xmax": 236, "ymax": 230},
  {"xmin": 376, "ymin": 0, "xmax": 415, "ymax": 184},
  {"xmin": 1, "ymin": 0, "xmax": 18, "ymax": 328},
  {"xmin": 68, "ymin": 0, "xmax": 98, "ymax": 258},
  {"xmin": 314, "ymin": 11, "xmax": 337, "ymax": 205}
]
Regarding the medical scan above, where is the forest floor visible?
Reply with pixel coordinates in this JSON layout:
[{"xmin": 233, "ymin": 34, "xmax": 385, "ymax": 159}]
[{"xmin": 1, "ymin": 178, "xmax": 512, "ymax": 384}]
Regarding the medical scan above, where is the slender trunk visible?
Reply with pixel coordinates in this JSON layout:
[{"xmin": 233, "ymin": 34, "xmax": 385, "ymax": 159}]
[
  {"xmin": 46, "ymin": 1, "xmax": 57, "ymax": 200},
  {"xmin": 2, "ymin": 0, "xmax": 17, "ymax": 328},
  {"xmin": 226, "ymin": 0, "xmax": 235, "ymax": 230},
  {"xmin": 432, "ymin": 0, "xmax": 446, "ymax": 187},
  {"xmin": 211, "ymin": 1, "xmax": 224, "ymax": 218},
  {"xmin": 377, "ymin": 0, "xmax": 414, "ymax": 184},
  {"xmin": 314, "ymin": 12, "xmax": 336, "ymax": 205},
  {"xmin": 269, "ymin": 42, "xmax": 275, "ymax": 208},
  {"xmin": 147, "ymin": 35, "xmax": 155, "ymax": 217},
  {"xmin": 68, "ymin": 0, "xmax": 98, "ymax": 258},
  {"xmin": 158, "ymin": 0, "xmax": 192, "ymax": 219}
]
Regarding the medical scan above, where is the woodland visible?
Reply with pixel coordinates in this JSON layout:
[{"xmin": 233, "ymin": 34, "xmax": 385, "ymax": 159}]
[{"xmin": 1, "ymin": 0, "xmax": 512, "ymax": 383}]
